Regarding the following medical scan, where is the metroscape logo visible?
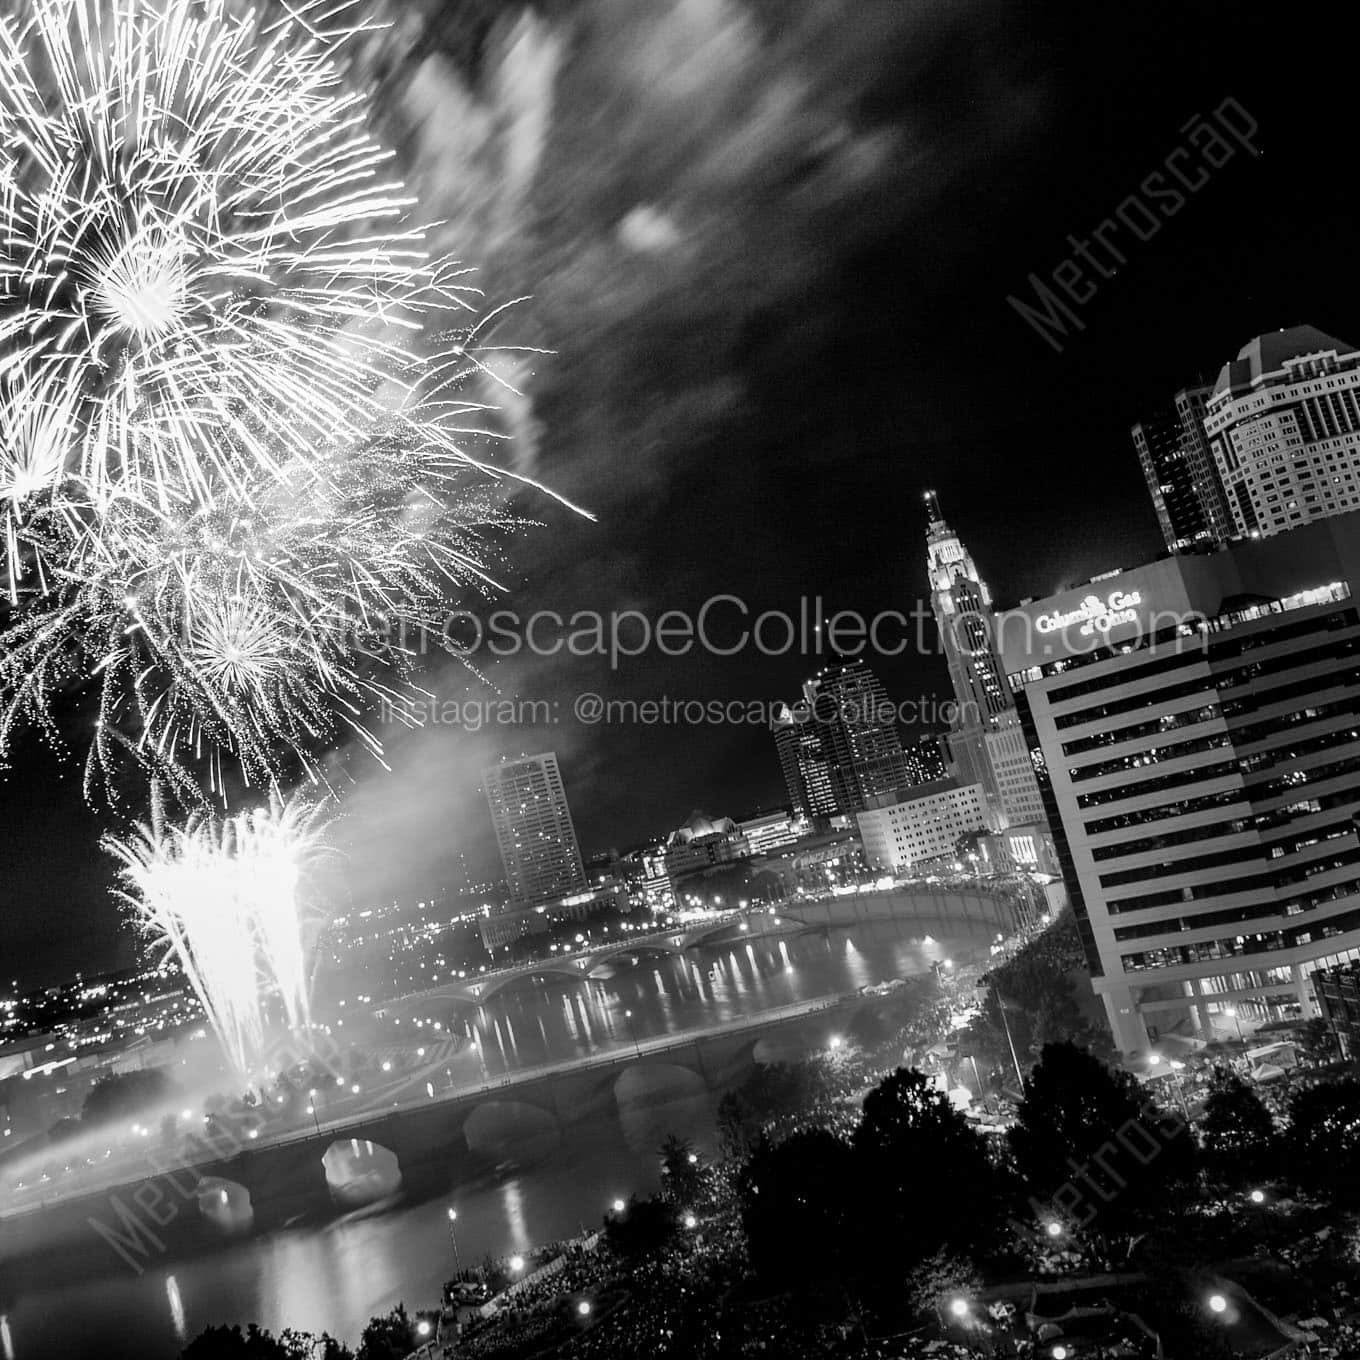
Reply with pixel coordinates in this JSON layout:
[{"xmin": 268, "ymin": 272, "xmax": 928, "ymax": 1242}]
[{"xmin": 1036, "ymin": 589, "xmax": 1144, "ymax": 637}]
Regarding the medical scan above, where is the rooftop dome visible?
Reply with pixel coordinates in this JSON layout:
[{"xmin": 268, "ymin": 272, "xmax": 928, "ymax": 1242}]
[
  {"xmin": 667, "ymin": 810, "xmax": 737, "ymax": 845},
  {"xmin": 1212, "ymin": 325, "xmax": 1355, "ymax": 399}
]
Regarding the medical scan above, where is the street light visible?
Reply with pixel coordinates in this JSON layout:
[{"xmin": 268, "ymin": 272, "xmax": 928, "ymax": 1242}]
[
  {"xmin": 949, "ymin": 1298, "xmax": 969, "ymax": 1320},
  {"xmin": 611, "ymin": 1198, "xmax": 626, "ymax": 1214},
  {"xmin": 1208, "ymin": 1293, "xmax": 1228, "ymax": 1315},
  {"xmin": 1249, "ymin": 1188, "xmax": 1266, "ymax": 1205},
  {"xmin": 446, "ymin": 1207, "xmax": 461, "ymax": 1273},
  {"xmin": 509, "ymin": 1254, "xmax": 525, "ymax": 1272},
  {"xmin": 1045, "ymin": 1221, "xmax": 1064, "ymax": 1239},
  {"xmin": 1224, "ymin": 1005, "xmax": 1246, "ymax": 1043},
  {"xmin": 623, "ymin": 1008, "xmax": 641, "ymax": 1058},
  {"xmin": 683, "ymin": 1212, "xmax": 697, "ymax": 1229},
  {"xmin": 577, "ymin": 1300, "xmax": 592, "ymax": 1317}
]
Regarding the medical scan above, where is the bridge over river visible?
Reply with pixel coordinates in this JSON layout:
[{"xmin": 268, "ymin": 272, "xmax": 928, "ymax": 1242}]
[
  {"xmin": 0, "ymin": 882, "xmax": 1017, "ymax": 1270},
  {"xmin": 377, "ymin": 882, "xmax": 1017, "ymax": 1011},
  {"xmin": 1, "ymin": 989, "xmax": 871, "ymax": 1270}
]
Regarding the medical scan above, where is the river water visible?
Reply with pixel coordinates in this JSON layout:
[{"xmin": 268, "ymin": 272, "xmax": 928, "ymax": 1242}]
[{"xmin": 0, "ymin": 914, "xmax": 995, "ymax": 1360}]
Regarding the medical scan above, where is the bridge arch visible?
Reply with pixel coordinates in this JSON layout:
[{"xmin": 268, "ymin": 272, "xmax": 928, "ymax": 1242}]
[
  {"xmin": 194, "ymin": 1176, "xmax": 254, "ymax": 1234},
  {"xmin": 463, "ymin": 1100, "xmax": 561, "ymax": 1159},
  {"xmin": 613, "ymin": 1061, "xmax": 707, "ymax": 1110},
  {"xmin": 322, "ymin": 1138, "xmax": 402, "ymax": 1209}
]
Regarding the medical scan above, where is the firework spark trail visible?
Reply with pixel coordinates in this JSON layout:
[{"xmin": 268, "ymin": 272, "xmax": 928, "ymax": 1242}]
[
  {"xmin": 107, "ymin": 790, "xmax": 330, "ymax": 1078},
  {"xmin": 0, "ymin": 0, "xmax": 468, "ymax": 533},
  {"xmin": 0, "ymin": 407, "xmax": 527, "ymax": 797},
  {"xmin": 0, "ymin": 0, "xmax": 591, "ymax": 799}
]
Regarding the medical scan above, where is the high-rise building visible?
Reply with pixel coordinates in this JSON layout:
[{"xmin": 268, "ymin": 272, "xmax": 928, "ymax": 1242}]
[
  {"xmin": 998, "ymin": 513, "xmax": 1360, "ymax": 1055},
  {"xmin": 811, "ymin": 658, "xmax": 914, "ymax": 810},
  {"xmin": 1203, "ymin": 325, "xmax": 1360, "ymax": 538},
  {"xmin": 1131, "ymin": 383, "xmax": 1227, "ymax": 552},
  {"xmin": 923, "ymin": 492, "xmax": 1046, "ymax": 830},
  {"xmin": 481, "ymin": 753, "xmax": 586, "ymax": 906},
  {"xmin": 771, "ymin": 660, "xmax": 914, "ymax": 818},
  {"xmin": 904, "ymin": 734, "xmax": 948, "ymax": 787},
  {"xmin": 771, "ymin": 705, "xmax": 840, "ymax": 819},
  {"xmin": 925, "ymin": 489, "xmax": 1010, "ymax": 723}
]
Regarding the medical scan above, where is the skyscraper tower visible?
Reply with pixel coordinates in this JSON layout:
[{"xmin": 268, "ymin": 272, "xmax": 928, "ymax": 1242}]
[
  {"xmin": 482, "ymin": 752, "xmax": 587, "ymax": 905},
  {"xmin": 810, "ymin": 658, "xmax": 914, "ymax": 810},
  {"xmin": 923, "ymin": 491, "xmax": 1045, "ymax": 829},
  {"xmin": 925, "ymin": 491, "xmax": 1010, "ymax": 723},
  {"xmin": 1131, "ymin": 382, "xmax": 1230, "ymax": 552},
  {"xmin": 770, "ymin": 658, "xmax": 914, "ymax": 819},
  {"xmin": 771, "ymin": 705, "xmax": 839, "ymax": 820}
]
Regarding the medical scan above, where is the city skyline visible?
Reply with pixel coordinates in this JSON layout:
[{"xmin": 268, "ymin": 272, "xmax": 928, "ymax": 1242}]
[{"xmin": 4, "ymin": 0, "xmax": 1360, "ymax": 993}]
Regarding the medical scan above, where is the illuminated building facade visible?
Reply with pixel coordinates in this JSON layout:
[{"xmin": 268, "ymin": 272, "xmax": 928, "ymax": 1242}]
[
  {"xmin": 1204, "ymin": 325, "xmax": 1360, "ymax": 538},
  {"xmin": 771, "ymin": 705, "xmax": 840, "ymax": 819},
  {"xmin": 482, "ymin": 752, "xmax": 587, "ymax": 906},
  {"xmin": 999, "ymin": 513, "xmax": 1360, "ymax": 1054},
  {"xmin": 924, "ymin": 491, "xmax": 1046, "ymax": 830},
  {"xmin": 771, "ymin": 659, "xmax": 915, "ymax": 818},
  {"xmin": 856, "ymin": 781, "xmax": 989, "ymax": 876},
  {"xmin": 1132, "ymin": 382, "xmax": 1230, "ymax": 551}
]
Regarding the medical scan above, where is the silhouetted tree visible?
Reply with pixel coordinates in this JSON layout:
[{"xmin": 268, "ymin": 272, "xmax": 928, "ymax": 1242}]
[
  {"xmin": 1287, "ymin": 1078, "xmax": 1360, "ymax": 1200},
  {"xmin": 852, "ymin": 1068, "xmax": 1006, "ymax": 1267},
  {"xmin": 603, "ymin": 1193, "xmax": 678, "ymax": 1262},
  {"xmin": 1009, "ymin": 1042, "xmax": 1196, "ymax": 1237},
  {"xmin": 658, "ymin": 1133, "xmax": 706, "ymax": 1205},
  {"xmin": 739, "ymin": 1129, "xmax": 856, "ymax": 1283},
  {"xmin": 1200, "ymin": 1069, "xmax": 1278, "ymax": 1188},
  {"xmin": 181, "ymin": 1324, "xmax": 351, "ymax": 1360},
  {"xmin": 355, "ymin": 1304, "xmax": 416, "ymax": 1360}
]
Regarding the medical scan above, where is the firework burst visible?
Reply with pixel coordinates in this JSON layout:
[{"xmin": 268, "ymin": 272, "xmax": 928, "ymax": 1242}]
[
  {"xmin": 0, "ymin": 0, "xmax": 587, "ymax": 799},
  {"xmin": 0, "ymin": 405, "xmax": 525, "ymax": 798},
  {"xmin": 0, "ymin": 0, "xmax": 498, "ymax": 553},
  {"xmin": 107, "ymin": 790, "xmax": 331, "ymax": 1077}
]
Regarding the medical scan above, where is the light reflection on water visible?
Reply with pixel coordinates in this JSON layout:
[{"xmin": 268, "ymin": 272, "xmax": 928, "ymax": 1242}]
[{"xmin": 0, "ymin": 916, "xmax": 991, "ymax": 1360}]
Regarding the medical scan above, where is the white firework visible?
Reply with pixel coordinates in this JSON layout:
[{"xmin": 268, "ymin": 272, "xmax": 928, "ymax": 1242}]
[{"xmin": 107, "ymin": 790, "xmax": 331, "ymax": 1077}]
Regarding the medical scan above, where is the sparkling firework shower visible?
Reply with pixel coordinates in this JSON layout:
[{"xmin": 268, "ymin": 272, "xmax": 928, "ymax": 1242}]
[
  {"xmin": 107, "ymin": 791, "xmax": 331, "ymax": 1077},
  {"xmin": 0, "ymin": 0, "xmax": 587, "ymax": 797},
  {"xmin": 0, "ymin": 0, "xmax": 465, "ymax": 523}
]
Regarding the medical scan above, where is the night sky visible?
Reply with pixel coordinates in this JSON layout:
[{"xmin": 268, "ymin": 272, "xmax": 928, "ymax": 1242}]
[{"xmin": 3, "ymin": 0, "xmax": 1357, "ymax": 986}]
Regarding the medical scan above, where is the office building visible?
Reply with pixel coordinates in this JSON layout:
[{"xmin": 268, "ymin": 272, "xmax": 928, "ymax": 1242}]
[
  {"xmin": 771, "ymin": 705, "xmax": 840, "ymax": 819},
  {"xmin": 924, "ymin": 492, "xmax": 1047, "ymax": 831},
  {"xmin": 904, "ymin": 734, "xmax": 948, "ymax": 786},
  {"xmin": 856, "ymin": 781, "xmax": 989, "ymax": 876},
  {"xmin": 1131, "ymin": 383, "xmax": 1230, "ymax": 552},
  {"xmin": 482, "ymin": 753, "xmax": 586, "ymax": 906},
  {"xmin": 737, "ymin": 810, "xmax": 808, "ymax": 856},
  {"xmin": 663, "ymin": 811, "xmax": 748, "ymax": 881},
  {"xmin": 1203, "ymin": 325, "xmax": 1360, "ymax": 538},
  {"xmin": 771, "ymin": 659, "xmax": 914, "ymax": 817},
  {"xmin": 997, "ymin": 513, "xmax": 1360, "ymax": 1054},
  {"xmin": 1314, "ymin": 960, "xmax": 1360, "ymax": 1057}
]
